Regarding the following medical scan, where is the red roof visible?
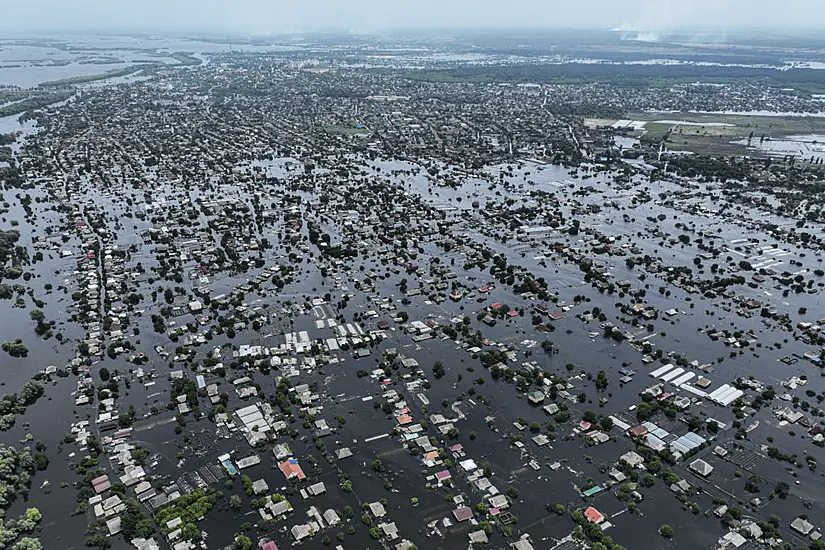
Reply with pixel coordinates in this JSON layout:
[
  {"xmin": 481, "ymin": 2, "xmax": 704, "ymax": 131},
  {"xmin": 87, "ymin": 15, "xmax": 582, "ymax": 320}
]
[
  {"xmin": 279, "ymin": 459, "xmax": 306, "ymax": 480},
  {"xmin": 260, "ymin": 542, "xmax": 279, "ymax": 550},
  {"xmin": 584, "ymin": 506, "xmax": 605, "ymax": 524},
  {"xmin": 435, "ymin": 470, "xmax": 452, "ymax": 481},
  {"xmin": 628, "ymin": 424, "xmax": 648, "ymax": 437},
  {"xmin": 453, "ymin": 506, "xmax": 473, "ymax": 522},
  {"xmin": 92, "ymin": 474, "xmax": 111, "ymax": 494},
  {"xmin": 92, "ymin": 477, "xmax": 112, "ymax": 495}
]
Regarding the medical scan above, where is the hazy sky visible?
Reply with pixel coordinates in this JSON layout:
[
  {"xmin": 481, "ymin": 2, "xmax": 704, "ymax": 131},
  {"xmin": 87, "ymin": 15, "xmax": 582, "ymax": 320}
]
[{"xmin": 4, "ymin": 0, "xmax": 825, "ymax": 34}]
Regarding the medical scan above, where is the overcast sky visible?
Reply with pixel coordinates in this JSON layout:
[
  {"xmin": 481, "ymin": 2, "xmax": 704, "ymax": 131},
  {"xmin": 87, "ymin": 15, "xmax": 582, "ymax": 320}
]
[{"xmin": 4, "ymin": 0, "xmax": 825, "ymax": 34}]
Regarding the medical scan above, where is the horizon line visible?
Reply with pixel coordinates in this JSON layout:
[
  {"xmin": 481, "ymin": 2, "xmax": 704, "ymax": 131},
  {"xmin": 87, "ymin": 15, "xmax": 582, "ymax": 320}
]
[{"xmin": 2, "ymin": 25, "xmax": 825, "ymax": 38}]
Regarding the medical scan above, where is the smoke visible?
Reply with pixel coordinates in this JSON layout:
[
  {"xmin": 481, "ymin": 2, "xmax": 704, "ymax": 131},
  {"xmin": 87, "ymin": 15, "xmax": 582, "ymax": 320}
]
[
  {"xmin": 612, "ymin": 21, "xmax": 664, "ymax": 42},
  {"xmin": 611, "ymin": 0, "xmax": 737, "ymax": 43},
  {"xmin": 632, "ymin": 32, "xmax": 662, "ymax": 42},
  {"xmin": 611, "ymin": 21, "xmax": 634, "ymax": 33}
]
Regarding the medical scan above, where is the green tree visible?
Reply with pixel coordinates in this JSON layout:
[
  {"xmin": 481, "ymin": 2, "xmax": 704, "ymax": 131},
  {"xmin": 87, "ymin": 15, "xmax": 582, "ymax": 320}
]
[
  {"xmin": 25, "ymin": 507, "xmax": 41, "ymax": 523},
  {"xmin": 595, "ymin": 371, "xmax": 609, "ymax": 391},
  {"xmin": 12, "ymin": 539, "xmax": 43, "ymax": 550}
]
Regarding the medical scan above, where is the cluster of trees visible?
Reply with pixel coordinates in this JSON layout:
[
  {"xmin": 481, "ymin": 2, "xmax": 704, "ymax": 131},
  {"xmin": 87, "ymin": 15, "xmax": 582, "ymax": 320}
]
[
  {"xmin": 0, "ymin": 444, "xmax": 43, "ymax": 511},
  {"xmin": 0, "ymin": 91, "xmax": 73, "ymax": 118},
  {"xmin": 571, "ymin": 508, "xmax": 627, "ymax": 550},
  {"xmin": 0, "ymin": 283, "xmax": 25, "ymax": 300},
  {"xmin": 169, "ymin": 378, "xmax": 200, "ymax": 413},
  {"xmin": 0, "ymin": 508, "xmax": 42, "ymax": 548},
  {"xmin": 119, "ymin": 500, "xmax": 155, "ymax": 539},
  {"xmin": 0, "ymin": 382, "xmax": 45, "ymax": 431},
  {"xmin": 154, "ymin": 488, "xmax": 217, "ymax": 539},
  {"xmin": 150, "ymin": 314, "xmax": 166, "ymax": 333},
  {"xmin": 1, "ymin": 338, "xmax": 28, "ymax": 358},
  {"xmin": 0, "ymin": 230, "xmax": 26, "ymax": 280},
  {"xmin": 595, "ymin": 371, "xmax": 609, "ymax": 392},
  {"xmin": 28, "ymin": 309, "xmax": 52, "ymax": 338},
  {"xmin": 270, "ymin": 378, "xmax": 294, "ymax": 417},
  {"xmin": 3, "ymin": 538, "xmax": 42, "ymax": 550},
  {"xmin": 339, "ymin": 472, "xmax": 353, "ymax": 492}
]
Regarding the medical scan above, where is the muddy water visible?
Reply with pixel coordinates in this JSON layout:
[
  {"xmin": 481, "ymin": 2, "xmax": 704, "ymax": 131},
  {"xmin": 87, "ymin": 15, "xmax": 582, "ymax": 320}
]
[{"xmin": 2, "ymin": 90, "xmax": 823, "ymax": 550}]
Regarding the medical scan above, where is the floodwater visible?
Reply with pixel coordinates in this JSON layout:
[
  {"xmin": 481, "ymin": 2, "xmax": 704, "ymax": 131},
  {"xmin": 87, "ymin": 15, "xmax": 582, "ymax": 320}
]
[
  {"xmin": 0, "ymin": 114, "xmax": 37, "ymax": 136},
  {"xmin": 0, "ymin": 36, "xmax": 305, "ymax": 88},
  {"xmin": 654, "ymin": 120, "xmax": 736, "ymax": 127},
  {"xmin": 733, "ymin": 133, "xmax": 825, "ymax": 162},
  {"xmin": 696, "ymin": 110, "xmax": 825, "ymax": 118},
  {"xmin": 613, "ymin": 135, "xmax": 640, "ymax": 150},
  {"xmin": 5, "ymin": 149, "xmax": 823, "ymax": 548},
  {"xmin": 3, "ymin": 70, "xmax": 824, "ymax": 550},
  {"xmin": 0, "ymin": 62, "xmax": 136, "ymax": 89}
]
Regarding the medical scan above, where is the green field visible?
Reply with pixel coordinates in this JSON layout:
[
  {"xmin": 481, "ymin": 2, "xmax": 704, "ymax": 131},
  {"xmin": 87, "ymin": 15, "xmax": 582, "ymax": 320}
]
[
  {"xmin": 622, "ymin": 112, "xmax": 825, "ymax": 155},
  {"xmin": 631, "ymin": 112, "xmax": 825, "ymax": 138}
]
